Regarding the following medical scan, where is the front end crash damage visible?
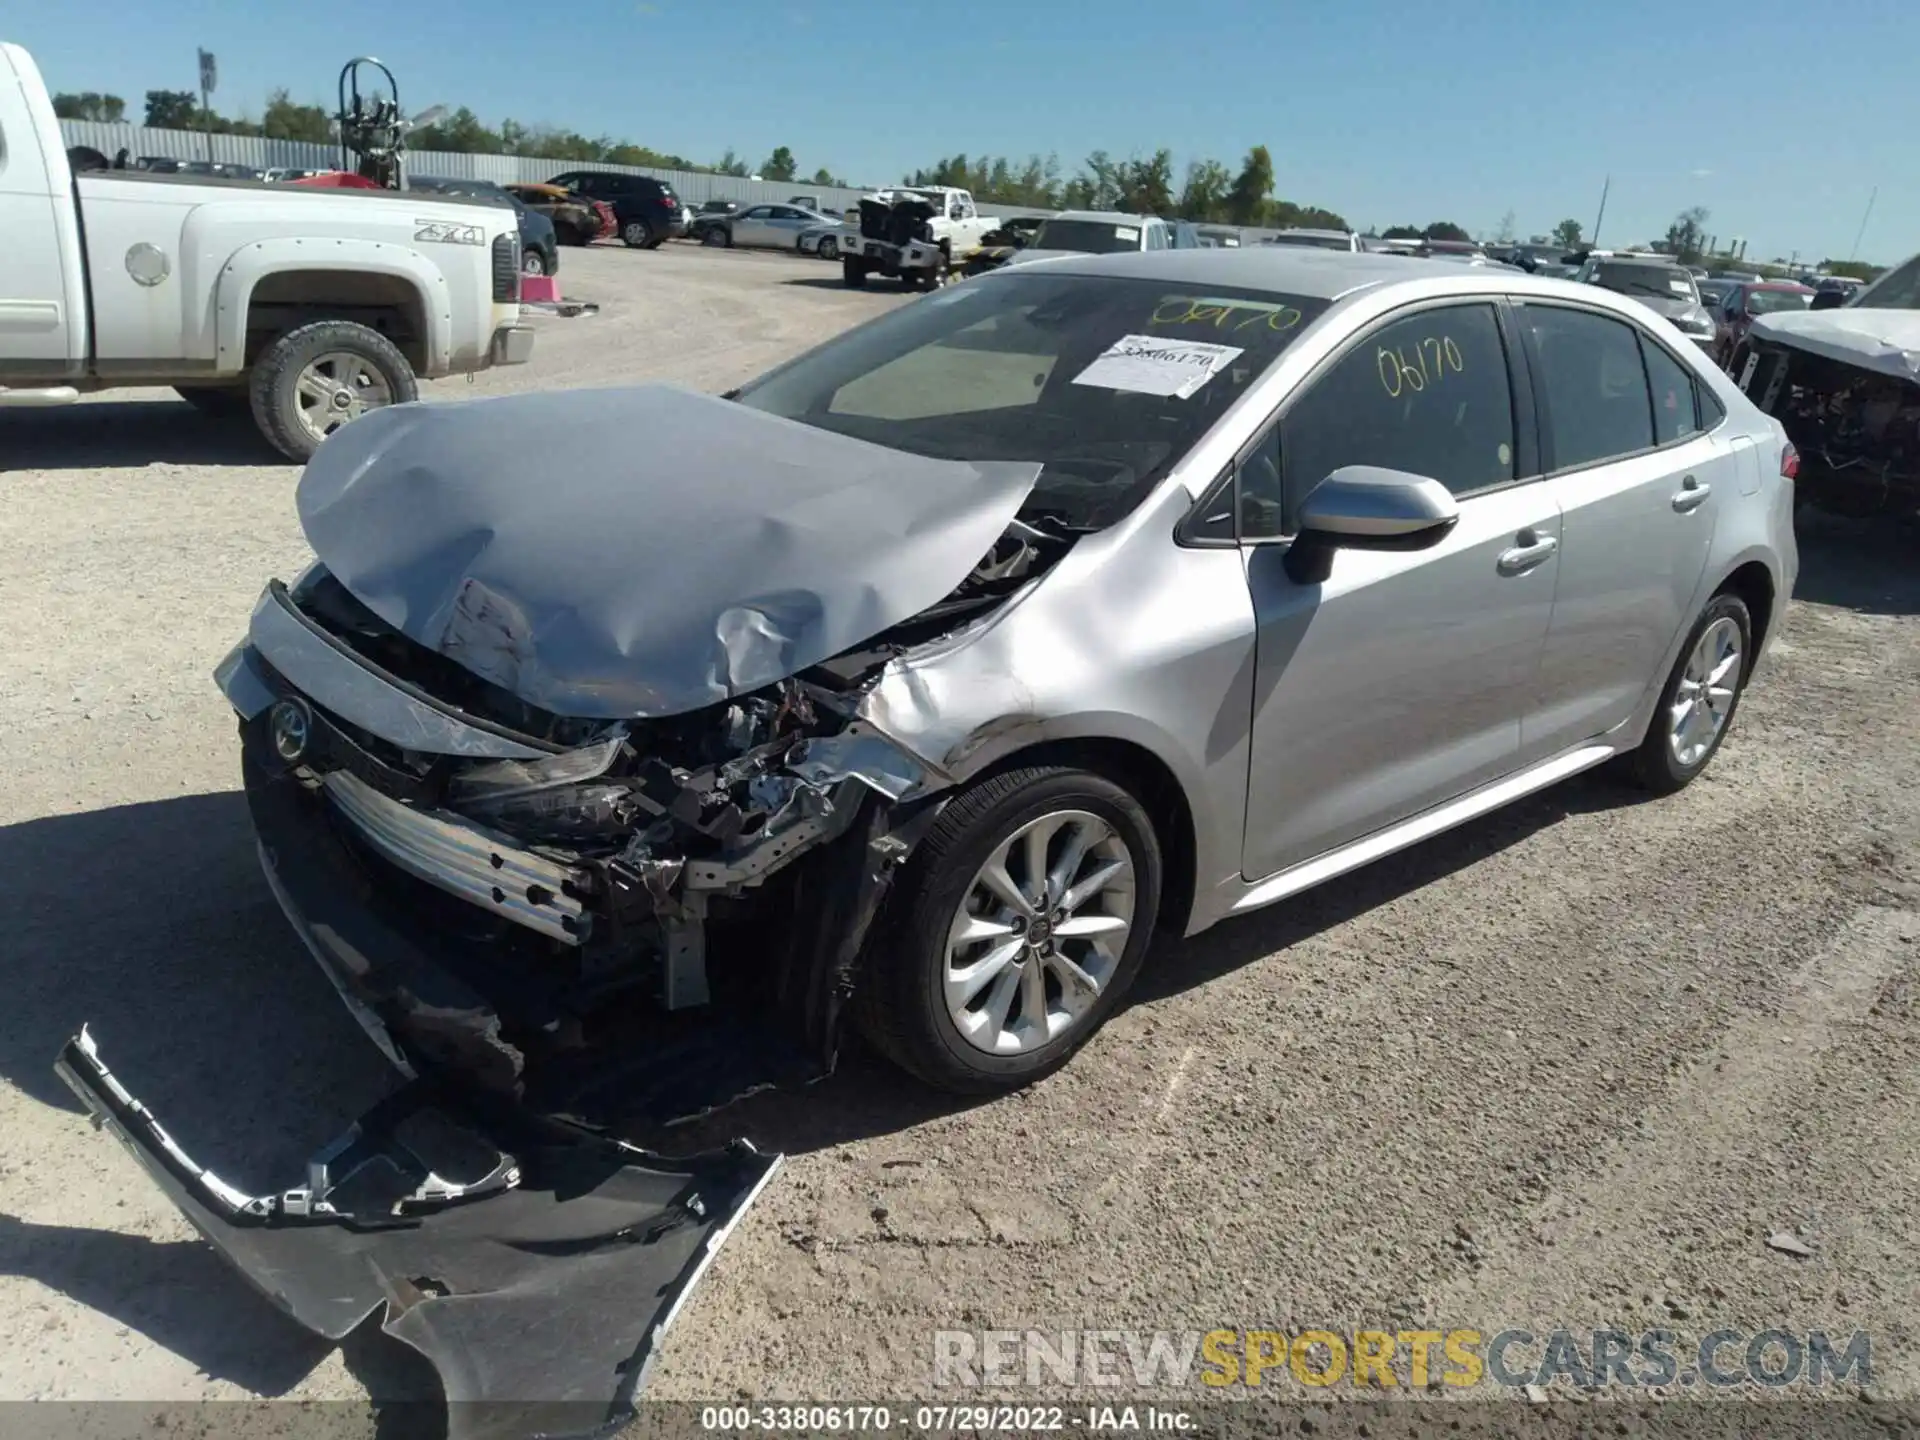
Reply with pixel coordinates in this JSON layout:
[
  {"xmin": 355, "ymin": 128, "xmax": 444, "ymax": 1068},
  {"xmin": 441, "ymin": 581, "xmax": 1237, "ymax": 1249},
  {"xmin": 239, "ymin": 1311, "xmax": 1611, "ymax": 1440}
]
[
  {"xmin": 201, "ymin": 384, "xmax": 1073, "ymax": 1122},
  {"xmin": 1741, "ymin": 311, "xmax": 1920, "ymax": 518},
  {"xmin": 56, "ymin": 1027, "xmax": 780, "ymax": 1440}
]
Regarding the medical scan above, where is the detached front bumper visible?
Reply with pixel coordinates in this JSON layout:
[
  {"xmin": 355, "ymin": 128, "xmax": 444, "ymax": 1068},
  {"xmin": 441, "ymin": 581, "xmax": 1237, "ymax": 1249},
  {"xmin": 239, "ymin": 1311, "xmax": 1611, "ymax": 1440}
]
[{"xmin": 56, "ymin": 1027, "xmax": 779, "ymax": 1440}]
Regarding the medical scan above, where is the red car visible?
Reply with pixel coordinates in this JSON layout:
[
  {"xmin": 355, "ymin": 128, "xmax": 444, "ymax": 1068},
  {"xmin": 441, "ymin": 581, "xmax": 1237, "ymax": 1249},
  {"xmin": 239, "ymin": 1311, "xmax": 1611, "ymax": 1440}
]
[{"xmin": 1711, "ymin": 281, "xmax": 1814, "ymax": 367}]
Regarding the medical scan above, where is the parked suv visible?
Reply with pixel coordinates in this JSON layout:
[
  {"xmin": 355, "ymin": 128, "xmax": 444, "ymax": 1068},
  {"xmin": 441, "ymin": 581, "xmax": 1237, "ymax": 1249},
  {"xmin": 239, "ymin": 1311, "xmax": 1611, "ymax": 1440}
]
[{"xmin": 546, "ymin": 170, "xmax": 688, "ymax": 249}]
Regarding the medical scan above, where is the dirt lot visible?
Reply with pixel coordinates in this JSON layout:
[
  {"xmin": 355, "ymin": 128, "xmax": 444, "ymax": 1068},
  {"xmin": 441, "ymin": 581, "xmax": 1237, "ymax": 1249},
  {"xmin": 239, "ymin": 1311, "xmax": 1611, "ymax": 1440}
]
[{"xmin": 2, "ymin": 242, "xmax": 1917, "ymax": 1418}]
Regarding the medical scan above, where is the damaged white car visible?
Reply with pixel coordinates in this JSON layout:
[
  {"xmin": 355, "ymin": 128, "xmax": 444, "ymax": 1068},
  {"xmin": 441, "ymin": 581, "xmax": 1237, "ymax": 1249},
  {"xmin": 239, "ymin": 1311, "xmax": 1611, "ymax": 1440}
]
[{"xmin": 62, "ymin": 250, "xmax": 1798, "ymax": 1429}]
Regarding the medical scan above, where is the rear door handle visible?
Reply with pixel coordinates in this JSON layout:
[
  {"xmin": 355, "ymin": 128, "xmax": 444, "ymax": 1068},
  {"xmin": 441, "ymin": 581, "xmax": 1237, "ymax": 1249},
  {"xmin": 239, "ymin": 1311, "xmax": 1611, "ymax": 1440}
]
[
  {"xmin": 1672, "ymin": 475, "xmax": 1711, "ymax": 512},
  {"xmin": 1496, "ymin": 532, "xmax": 1558, "ymax": 576}
]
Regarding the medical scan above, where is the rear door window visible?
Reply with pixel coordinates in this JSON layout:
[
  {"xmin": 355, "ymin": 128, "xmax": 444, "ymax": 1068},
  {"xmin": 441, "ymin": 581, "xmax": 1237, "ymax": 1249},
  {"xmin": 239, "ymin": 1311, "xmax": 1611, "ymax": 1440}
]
[
  {"xmin": 1521, "ymin": 306, "xmax": 1656, "ymax": 471},
  {"xmin": 1640, "ymin": 338, "xmax": 1703, "ymax": 445}
]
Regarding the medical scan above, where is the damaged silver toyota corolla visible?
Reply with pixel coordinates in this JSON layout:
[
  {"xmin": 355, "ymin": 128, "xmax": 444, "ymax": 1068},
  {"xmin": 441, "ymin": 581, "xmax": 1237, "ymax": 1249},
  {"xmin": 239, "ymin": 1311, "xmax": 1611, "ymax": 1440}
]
[{"xmin": 64, "ymin": 249, "xmax": 1796, "ymax": 1428}]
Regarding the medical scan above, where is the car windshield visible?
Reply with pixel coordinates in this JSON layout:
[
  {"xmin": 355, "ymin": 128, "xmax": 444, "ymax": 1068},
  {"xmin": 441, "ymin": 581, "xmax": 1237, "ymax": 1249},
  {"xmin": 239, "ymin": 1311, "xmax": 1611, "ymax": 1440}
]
[
  {"xmin": 1268, "ymin": 233, "xmax": 1351, "ymax": 251},
  {"xmin": 731, "ymin": 272, "xmax": 1330, "ymax": 530},
  {"xmin": 1748, "ymin": 288, "xmax": 1813, "ymax": 315},
  {"xmin": 1593, "ymin": 262, "xmax": 1697, "ymax": 301},
  {"xmin": 1030, "ymin": 220, "xmax": 1144, "ymax": 254},
  {"xmin": 1854, "ymin": 255, "xmax": 1920, "ymax": 310}
]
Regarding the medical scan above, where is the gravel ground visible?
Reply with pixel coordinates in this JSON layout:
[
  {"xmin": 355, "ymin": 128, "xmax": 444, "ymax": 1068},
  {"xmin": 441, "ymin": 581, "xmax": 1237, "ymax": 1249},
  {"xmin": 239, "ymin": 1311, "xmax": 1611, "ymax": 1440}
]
[{"xmin": 1, "ymin": 242, "xmax": 1916, "ymax": 1421}]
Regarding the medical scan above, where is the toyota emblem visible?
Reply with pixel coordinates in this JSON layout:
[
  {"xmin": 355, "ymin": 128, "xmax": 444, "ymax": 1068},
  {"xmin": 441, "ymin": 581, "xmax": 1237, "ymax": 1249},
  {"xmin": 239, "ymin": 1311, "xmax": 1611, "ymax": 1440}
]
[{"xmin": 268, "ymin": 698, "xmax": 312, "ymax": 763}]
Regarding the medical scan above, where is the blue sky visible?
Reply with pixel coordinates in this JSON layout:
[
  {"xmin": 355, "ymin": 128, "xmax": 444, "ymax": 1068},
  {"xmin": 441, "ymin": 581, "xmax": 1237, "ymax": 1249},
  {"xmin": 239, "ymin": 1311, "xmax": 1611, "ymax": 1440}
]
[{"xmin": 14, "ymin": 0, "xmax": 1916, "ymax": 264}]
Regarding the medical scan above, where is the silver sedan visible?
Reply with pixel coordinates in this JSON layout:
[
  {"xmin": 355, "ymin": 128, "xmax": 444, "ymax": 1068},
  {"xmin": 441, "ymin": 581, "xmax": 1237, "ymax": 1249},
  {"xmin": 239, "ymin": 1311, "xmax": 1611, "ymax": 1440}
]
[{"xmin": 210, "ymin": 248, "xmax": 1798, "ymax": 1104}]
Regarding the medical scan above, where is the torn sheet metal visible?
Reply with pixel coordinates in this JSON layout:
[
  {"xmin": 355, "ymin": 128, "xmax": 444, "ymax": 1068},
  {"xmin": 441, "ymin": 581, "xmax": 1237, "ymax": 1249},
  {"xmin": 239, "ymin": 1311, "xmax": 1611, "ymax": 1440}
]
[
  {"xmin": 295, "ymin": 384, "xmax": 1042, "ymax": 719},
  {"xmin": 1752, "ymin": 309, "xmax": 1920, "ymax": 385},
  {"xmin": 56, "ymin": 1027, "xmax": 780, "ymax": 1440}
]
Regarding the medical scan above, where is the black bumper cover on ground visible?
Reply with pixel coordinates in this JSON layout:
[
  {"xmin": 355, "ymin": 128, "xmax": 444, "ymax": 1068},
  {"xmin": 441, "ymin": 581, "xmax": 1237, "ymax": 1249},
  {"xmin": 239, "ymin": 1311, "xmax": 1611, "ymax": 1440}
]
[{"xmin": 55, "ymin": 1027, "xmax": 780, "ymax": 1440}]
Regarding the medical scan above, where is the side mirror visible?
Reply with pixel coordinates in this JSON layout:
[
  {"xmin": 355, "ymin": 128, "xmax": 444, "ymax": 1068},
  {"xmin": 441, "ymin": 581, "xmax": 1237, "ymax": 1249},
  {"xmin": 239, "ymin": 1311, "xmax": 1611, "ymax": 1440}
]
[{"xmin": 1284, "ymin": 466, "xmax": 1460, "ymax": 585}]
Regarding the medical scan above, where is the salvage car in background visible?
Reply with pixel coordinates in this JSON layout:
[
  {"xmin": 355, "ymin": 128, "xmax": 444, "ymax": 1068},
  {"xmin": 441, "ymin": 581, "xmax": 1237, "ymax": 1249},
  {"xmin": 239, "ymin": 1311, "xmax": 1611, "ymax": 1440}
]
[
  {"xmin": 1000, "ymin": 210, "xmax": 1184, "ymax": 268},
  {"xmin": 410, "ymin": 176, "xmax": 560, "ymax": 277},
  {"xmin": 1731, "ymin": 248, "xmax": 1920, "ymax": 517},
  {"xmin": 1576, "ymin": 254, "xmax": 1718, "ymax": 350},
  {"xmin": 700, "ymin": 201, "xmax": 839, "ymax": 250},
  {"xmin": 505, "ymin": 181, "xmax": 608, "ymax": 245},
  {"xmin": 1710, "ymin": 280, "xmax": 1813, "ymax": 366},
  {"xmin": 546, "ymin": 168, "xmax": 687, "ymax": 248}
]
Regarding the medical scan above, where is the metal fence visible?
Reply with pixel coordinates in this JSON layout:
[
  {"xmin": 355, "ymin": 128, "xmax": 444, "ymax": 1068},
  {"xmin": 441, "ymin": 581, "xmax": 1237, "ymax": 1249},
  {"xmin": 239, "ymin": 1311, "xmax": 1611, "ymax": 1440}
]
[
  {"xmin": 58, "ymin": 120, "xmax": 1266, "ymax": 242},
  {"xmin": 58, "ymin": 119, "xmax": 879, "ymax": 210}
]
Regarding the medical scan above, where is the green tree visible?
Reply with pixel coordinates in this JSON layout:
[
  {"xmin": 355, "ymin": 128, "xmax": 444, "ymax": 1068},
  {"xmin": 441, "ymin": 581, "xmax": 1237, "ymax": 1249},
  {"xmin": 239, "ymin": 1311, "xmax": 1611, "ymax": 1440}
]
[
  {"xmin": 1381, "ymin": 224, "xmax": 1423, "ymax": 240},
  {"xmin": 1494, "ymin": 210, "xmax": 1517, "ymax": 244},
  {"xmin": 53, "ymin": 91, "xmax": 126, "ymax": 122},
  {"xmin": 1225, "ymin": 145, "xmax": 1274, "ymax": 226},
  {"xmin": 1423, "ymin": 220, "xmax": 1471, "ymax": 242},
  {"xmin": 261, "ymin": 88, "xmax": 331, "ymax": 143},
  {"xmin": 1551, "ymin": 217, "xmax": 1584, "ymax": 249},
  {"xmin": 1664, "ymin": 206, "xmax": 1709, "ymax": 264},
  {"xmin": 808, "ymin": 166, "xmax": 841, "ymax": 187},
  {"xmin": 712, "ymin": 149, "xmax": 750, "ymax": 177},
  {"xmin": 1114, "ymin": 149, "xmax": 1174, "ymax": 215},
  {"xmin": 1271, "ymin": 200, "xmax": 1349, "ymax": 230},
  {"xmin": 761, "ymin": 146, "xmax": 798, "ymax": 181},
  {"xmin": 1819, "ymin": 259, "xmax": 1879, "ymax": 281},
  {"xmin": 410, "ymin": 106, "xmax": 502, "ymax": 154},
  {"xmin": 144, "ymin": 89, "xmax": 199, "ymax": 128},
  {"xmin": 1178, "ymin": 158, "xmax": 1231, "ymax": 220}
]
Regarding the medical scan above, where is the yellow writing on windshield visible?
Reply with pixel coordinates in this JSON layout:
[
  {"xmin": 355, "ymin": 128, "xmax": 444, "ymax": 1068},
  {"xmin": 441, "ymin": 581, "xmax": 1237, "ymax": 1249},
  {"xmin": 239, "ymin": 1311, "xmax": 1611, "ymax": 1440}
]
[
  {"xmin": 1152, "ymin": 297, "xmax": 1304, "ymax": 334},
  {"xmin": 1378, "ymin": 335, "xmax": 1464, "ymax": 398}
]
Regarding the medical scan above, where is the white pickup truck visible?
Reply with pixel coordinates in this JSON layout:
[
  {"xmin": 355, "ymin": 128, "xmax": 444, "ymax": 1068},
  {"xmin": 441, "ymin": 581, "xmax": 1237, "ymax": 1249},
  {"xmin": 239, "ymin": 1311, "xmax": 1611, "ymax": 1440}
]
[
  {"xmin": 841, "ymin": 185, "xmax": 998, "ymax": 290},
  {"xmin": 0, "ymin": 42, "xmax": 533, "ymax": 460}
]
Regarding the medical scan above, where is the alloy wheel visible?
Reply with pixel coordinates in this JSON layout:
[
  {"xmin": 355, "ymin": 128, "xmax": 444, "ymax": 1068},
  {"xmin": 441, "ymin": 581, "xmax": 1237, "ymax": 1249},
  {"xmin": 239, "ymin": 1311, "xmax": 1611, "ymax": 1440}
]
[
  {"xmin": 943, "ymin": 810, "xmax": 1135, "ymax": 1056},
  {"xmin": 1669, "ymin": 615, "xmax": 1742, "ymax": 767},
  {"xmin": 292, "ymin": 351, "xmax": 393, "ymax": 447}
]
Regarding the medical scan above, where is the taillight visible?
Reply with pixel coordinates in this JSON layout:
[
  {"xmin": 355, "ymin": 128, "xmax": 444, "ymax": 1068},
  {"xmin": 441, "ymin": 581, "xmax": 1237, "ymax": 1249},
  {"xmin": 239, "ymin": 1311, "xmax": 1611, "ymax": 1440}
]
[{"xmin": 1780, "ymin": 442, "xmax": 1799, "ymax": 480}]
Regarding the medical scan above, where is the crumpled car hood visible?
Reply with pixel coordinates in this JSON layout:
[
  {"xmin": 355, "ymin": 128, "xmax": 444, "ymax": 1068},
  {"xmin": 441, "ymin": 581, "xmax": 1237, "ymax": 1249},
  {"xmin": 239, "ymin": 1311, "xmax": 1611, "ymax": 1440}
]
[
  {"xmin": 1752, "ymin": 308, "xmax": 1920, "ymax": 384},
  {"xmin": 296, "ymin": 384, "xmax": 1040, "ymax": 719}
]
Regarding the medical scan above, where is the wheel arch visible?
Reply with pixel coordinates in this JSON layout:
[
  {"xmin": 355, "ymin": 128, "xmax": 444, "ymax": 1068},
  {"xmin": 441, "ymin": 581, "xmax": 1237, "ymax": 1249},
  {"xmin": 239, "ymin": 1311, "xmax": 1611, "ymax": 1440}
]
[
  {"xmin": 214, "ymin": 241, "xmax": 450, "ymax": 374},
  {"xmin": 962, "ymin": 735, "xmax": 1198, "ymax": 938},
  {"xmin": 1715, "ymin": 557, "xmax": 1778, "ymax": 656}
]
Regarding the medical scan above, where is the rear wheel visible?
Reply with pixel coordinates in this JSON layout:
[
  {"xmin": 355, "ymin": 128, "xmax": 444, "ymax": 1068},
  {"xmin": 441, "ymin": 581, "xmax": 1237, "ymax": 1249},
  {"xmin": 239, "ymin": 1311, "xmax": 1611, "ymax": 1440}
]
[
  {"xmin": 248, "ymin": 320, "xmax": 417, "ymax": 463},
  {"xmin": 855, "ymin": 766, "xmax": 1162, "ymax": 1093},
  {"xmin": 621, "ymin": 218, "xmax": 653, "ymax": 249},
  {"xmin": 1623, "ymin": 592, "xmax": 1752, "ymax": 795}
]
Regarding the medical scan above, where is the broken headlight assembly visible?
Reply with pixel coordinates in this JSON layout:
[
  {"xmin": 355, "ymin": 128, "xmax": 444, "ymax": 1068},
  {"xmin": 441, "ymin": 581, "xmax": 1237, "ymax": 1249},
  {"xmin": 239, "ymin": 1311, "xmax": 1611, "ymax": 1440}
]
[{"xmin": 444, "ymin": 734, "xmax": 640, "ymax": 841}]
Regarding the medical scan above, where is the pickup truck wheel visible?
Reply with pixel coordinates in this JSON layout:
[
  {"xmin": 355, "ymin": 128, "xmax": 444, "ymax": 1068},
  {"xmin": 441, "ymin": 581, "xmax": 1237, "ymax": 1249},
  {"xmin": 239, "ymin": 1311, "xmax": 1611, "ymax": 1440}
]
[
  {"xmin": 855, "ymin": 766, "xmax": 1163, "ymax": 1094},
  {"xmin": 916, "ymin": 252, "xmax": 952, "ymax": 291},
  {"xmin": 249, "ymin": 320, "xmax": 417, "ymax": 463},
  {"xmin": 842, "ymin": 257, "xmax": 868, "ymax": 288},
  {"xmin": 621, "ymin": 219, "xmax": 653, "ymax": 248},
  {"xmin": 173, "ymin": 385, "xmax": 250, "ymax": 419}
]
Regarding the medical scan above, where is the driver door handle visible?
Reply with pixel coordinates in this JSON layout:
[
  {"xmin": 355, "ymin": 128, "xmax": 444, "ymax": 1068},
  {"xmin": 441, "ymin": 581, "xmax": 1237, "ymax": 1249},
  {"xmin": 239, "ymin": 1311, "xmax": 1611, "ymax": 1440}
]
[
  {"xmin": 1497, "ymin": 531, "xmax": 1558, "ymax": 576},
  {"xmin": 1672, "ymin": 475, "xmax": 1711, "ymax": 512}
]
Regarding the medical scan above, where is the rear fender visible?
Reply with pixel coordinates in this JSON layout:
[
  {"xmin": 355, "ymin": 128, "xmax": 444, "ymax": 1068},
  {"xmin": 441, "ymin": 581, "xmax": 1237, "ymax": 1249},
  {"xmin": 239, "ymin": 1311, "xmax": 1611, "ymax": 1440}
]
[{"xmin": 213, "ymin": 239, "xmax": 452, "ymax": 372}]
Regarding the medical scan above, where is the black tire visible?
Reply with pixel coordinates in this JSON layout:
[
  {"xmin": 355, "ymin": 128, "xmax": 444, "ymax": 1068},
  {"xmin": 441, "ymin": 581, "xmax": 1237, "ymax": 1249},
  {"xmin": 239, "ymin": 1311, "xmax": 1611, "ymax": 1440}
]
[
  {"xmin": 621, "ymin": 218, "xmax": 653, "ymax": 249},
  {"xmin": 1622, "ymin": 592, "xmax": 1753, "ymax": 795},
  {"xmin": 522, "ymin": 248, "xmax": 547, "ymax": 276},
  {"xmin": 818, "ymin": 235, "xmax": 839, "ymax": 261},
  {"xmin": 173, "ymin": 385, "xmax": 250, "ymax": 419},
  {"xmin": 855, "ymin": 766, "xmax": 1164, "ymax": 1094},
  {"xmin": 915, "ymin": 249, "xmax": 951, "ymax": 292},
  {"xmin": 842, "ymin": 257, "xmax": 868, "ymax": 288},
  {"xmin": 558, "ymin": 222, "xmax": 589, "ymax": 247},
  {"xmin": 701, "ymin": 225, "xmax": 729, "ymax": 248},
  {"xmin": 247, "ymin": 320, "xmax": 417, "ymax": 464}
]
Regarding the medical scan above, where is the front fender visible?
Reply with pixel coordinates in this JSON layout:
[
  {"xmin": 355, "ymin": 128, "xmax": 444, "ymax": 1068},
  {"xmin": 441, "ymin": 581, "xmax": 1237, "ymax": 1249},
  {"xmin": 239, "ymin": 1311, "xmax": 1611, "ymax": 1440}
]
[{"xmin": 212, "ymin": 238, "xmax": 453, "ymax": 372}]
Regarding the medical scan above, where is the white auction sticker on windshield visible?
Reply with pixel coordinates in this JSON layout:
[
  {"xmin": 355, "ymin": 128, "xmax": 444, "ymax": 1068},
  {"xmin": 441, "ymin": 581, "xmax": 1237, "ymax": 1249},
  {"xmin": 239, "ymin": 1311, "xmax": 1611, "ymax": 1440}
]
[
  {"xmin": 1669, "ymin": 278, "xmax": 1691, "ymax": 293},
  {"xmin": 1115, "ymin": 226, "xmax": 1140, "ymax": 242},
  {"xmin": 1072, "ymin": 334, "xmax": 1244, "ymax": 399}
]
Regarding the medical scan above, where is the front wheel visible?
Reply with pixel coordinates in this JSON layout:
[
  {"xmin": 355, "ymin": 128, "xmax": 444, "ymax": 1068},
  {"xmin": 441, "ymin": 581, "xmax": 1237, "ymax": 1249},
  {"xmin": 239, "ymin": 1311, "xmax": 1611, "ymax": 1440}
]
[
  {"xmin": 521, "ymin": 248, "xmax": 547, "ymax": 276},
  {"xmin": 1623, "ymin": 592, "xmax": 1752, "ymax": 795},
  {"xmin": 855, "ymin": 766, "xmax": 1163, "ymax": 1093},
  {"xmin": 621, "ymin": 219, "xmax": 653, "ymax": 249},
  {"xmin": 248, "ymin": 320, "xmax": 417, "ymax": 463},
  {"xmin": 701, "ymin": 226, "xmax": 729, "ymax": 248},
  {"xmin": 818, "ymin": 235, "xmax": 839, "ymax": 261}
]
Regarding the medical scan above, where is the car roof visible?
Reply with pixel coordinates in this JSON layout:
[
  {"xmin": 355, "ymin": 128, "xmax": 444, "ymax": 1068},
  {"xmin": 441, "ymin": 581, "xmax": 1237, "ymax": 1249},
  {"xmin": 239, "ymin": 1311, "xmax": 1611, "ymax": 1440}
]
[
  {"xmin": 996, "ymin": 245, "xmax": 1699, "ymax": 309},
  {"xmin": 1048, "ymin": 209, "xmax": 1157, "ymax": 225},
  {"xmin": 1273, "ymin": 227, "xmax": 1353, "ymax": 239}
]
